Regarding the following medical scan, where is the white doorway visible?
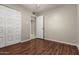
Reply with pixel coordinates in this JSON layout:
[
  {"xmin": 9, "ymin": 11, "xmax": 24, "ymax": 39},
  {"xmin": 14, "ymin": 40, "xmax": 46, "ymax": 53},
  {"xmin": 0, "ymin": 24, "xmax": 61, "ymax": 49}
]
[
  {"xmin": 36, "ymin": 16, "xmax": 44, "ymax": 39},
  {"xmin": 30, "ymin": 15, "xmax": 36, "ymax": 39}
]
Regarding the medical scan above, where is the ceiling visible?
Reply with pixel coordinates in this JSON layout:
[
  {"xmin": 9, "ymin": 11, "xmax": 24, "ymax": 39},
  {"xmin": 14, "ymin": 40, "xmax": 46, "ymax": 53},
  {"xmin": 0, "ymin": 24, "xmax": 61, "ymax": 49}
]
[{"xmin": 21, "ymin": 4, "xmax": 63, "ymax": 13}]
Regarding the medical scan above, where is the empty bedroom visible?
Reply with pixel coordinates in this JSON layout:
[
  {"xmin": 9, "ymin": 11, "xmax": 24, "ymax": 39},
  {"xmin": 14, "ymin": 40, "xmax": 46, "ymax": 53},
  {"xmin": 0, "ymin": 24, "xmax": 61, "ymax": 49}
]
[{"xmin": 0, "ymin": 4, "xmax": 79, "ymax": 55}]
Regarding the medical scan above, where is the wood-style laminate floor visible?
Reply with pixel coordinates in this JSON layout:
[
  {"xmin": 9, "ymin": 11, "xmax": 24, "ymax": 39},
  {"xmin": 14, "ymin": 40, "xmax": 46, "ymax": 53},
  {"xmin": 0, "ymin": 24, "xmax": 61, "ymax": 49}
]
[{"xmin": 0, "ymin": 38, "xmax": 79, "ymax": 55}]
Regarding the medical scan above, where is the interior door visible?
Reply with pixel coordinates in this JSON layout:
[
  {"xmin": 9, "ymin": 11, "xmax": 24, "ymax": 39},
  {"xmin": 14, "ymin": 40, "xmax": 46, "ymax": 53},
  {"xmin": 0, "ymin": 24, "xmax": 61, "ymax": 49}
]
[{"xmin": 36, "ymin": 16, "xmax": 44, "ymax": 38}]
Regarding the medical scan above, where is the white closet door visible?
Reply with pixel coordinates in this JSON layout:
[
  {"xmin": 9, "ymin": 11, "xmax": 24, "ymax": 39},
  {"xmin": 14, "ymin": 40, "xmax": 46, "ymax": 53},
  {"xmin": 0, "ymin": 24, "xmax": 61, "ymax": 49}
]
[
  {"xmin": 0, "ymin": 6, "xmax": 6, "ymax": 48},
  {"xmin": 0, "ymin": 18, "xmax": 5, "ymax": 48},
  {"xmin": 5, "ymin": 6, "xmax": 21, "ymax": 46},
  {"xmin": 0, "ymin": 5, "xmax": 21, "ymax": 47}
]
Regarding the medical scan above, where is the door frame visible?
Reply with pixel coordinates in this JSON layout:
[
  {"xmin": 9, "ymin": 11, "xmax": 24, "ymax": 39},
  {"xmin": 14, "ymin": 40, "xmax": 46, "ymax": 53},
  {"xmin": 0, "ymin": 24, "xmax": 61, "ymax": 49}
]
[{"xmin": 30, "ymin": 15, "xmax": 45, "ymax": 39}]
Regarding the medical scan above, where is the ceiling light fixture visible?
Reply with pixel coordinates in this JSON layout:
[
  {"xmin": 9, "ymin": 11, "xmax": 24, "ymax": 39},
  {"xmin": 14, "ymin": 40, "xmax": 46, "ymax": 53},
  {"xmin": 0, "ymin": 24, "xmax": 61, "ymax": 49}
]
[{"xmin": 34, "ymin": 4, "xmax": 40, "ymax": 15}]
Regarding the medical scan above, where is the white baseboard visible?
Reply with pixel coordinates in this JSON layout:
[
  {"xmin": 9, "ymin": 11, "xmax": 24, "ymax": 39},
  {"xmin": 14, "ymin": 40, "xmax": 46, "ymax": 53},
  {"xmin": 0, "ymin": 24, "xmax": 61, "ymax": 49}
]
[
  {"xmin": 44, "ymin": 38, "xmax": 77, "ymax": 46},
  {"xmin": 44, "ymin": 38, "xmax": 79, "ymax": 50},
  {"xmin": 20, "ymin": 39, "xmax": 32, "ymax": 43}
]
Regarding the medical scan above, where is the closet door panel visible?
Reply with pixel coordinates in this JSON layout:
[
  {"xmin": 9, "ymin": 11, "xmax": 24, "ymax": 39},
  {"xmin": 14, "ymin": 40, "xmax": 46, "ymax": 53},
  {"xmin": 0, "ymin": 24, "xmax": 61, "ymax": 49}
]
[
  {"xmin": 0, "ymin": 26, "xmax": 5, "ymax": 48},
  {"xmin": 0, "ymin": 5, "xmax": 21, "ymax": 47},
  {"xmin": 0, "ymin": 37, "xmax": 5, "ymax": 48},
  {"xmin": 5, "ymin": 7, "xmax": 21, "ymax": 46},
  {"xmin": 0, "ymin": 15, "xmax": 6, "ymax": 48},
  {"xmin": 0, "ymin": 6, "xmax": 6, "ymax": 48}
]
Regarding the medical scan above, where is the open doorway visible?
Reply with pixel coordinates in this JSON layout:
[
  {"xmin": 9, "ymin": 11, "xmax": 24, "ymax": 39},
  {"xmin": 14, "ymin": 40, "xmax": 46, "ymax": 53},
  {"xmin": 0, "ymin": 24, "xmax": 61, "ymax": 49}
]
[{"xmin": 30, "ymin": 15, "xmax": 44, "ymax": 39}]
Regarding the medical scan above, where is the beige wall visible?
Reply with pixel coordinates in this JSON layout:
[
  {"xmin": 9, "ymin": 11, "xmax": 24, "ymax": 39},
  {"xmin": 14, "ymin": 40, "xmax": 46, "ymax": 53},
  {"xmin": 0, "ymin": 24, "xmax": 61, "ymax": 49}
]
[
  {"xmin": 39, "ymin": 5, "xmax": 77, "ymax": 44},
  {"xmin": 4, "ymin": 4, "xmax": 32, "ymax": 41}
]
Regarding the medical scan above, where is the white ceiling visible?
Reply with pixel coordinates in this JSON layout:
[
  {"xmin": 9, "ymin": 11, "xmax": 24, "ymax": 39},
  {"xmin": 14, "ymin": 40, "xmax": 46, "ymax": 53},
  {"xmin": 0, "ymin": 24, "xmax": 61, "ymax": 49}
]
[{"xmin": 21, "ymin": 4, "xmax": 63, "ymax": 13}]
